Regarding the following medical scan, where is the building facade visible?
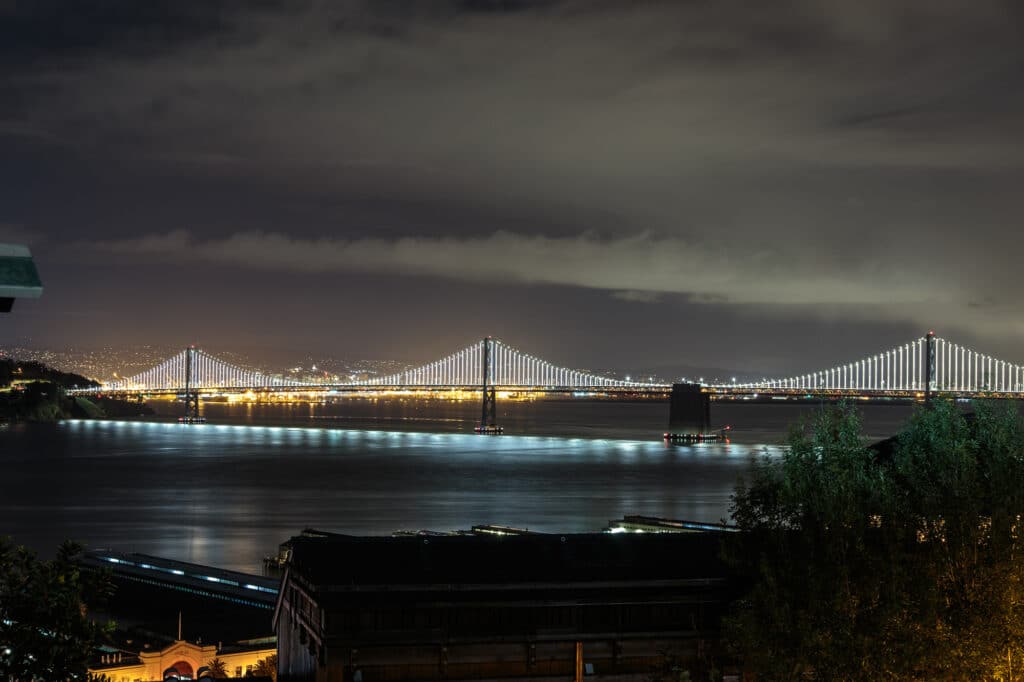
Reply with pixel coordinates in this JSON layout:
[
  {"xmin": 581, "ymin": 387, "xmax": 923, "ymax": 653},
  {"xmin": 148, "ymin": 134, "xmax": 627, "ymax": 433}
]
[
  {"xmin": 274, "ymin": 533, "xmax": 734, "ymax": 682},
  {"xmin": 89, "ymin": 639, "xmax": 275, "ymax": 681}
]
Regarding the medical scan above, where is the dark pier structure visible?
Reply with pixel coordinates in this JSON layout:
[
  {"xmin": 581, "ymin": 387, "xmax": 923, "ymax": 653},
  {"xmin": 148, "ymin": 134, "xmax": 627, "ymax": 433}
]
[
  {"xmin": 274, "ymin": 533, "xmax": 734, "ymax": 682},
  {"xmin": 665, "ymin": 383, "xmax": 719, "ymax": 442},
  {"xmin": 79, "ymin": 550, "xmax": 279, "ymax": 644}
]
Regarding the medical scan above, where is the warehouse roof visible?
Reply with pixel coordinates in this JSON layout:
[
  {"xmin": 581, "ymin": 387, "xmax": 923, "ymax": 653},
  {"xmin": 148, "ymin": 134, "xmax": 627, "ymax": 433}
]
[{"xmin": 285, "ymin": 532, "xmax": 726, "ymax": 589}]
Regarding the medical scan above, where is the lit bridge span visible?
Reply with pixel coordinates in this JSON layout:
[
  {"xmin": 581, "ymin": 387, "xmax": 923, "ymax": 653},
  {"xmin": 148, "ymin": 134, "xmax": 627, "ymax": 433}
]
[
  {"xmin": 713, "ymin": 331, "xmax": 1024, "ymax": 400},
  {"xmin": 91, "ymin": 338, "xmax": 650, "ymax": 395},
  {"xmin": 82, "ymin": 332, "xmax": 1024, "ymax": 401}
]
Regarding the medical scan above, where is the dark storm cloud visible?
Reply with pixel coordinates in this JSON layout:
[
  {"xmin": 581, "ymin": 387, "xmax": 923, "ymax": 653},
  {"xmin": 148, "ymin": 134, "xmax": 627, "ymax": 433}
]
[
  {"xmin": 7, "ymin": 0, "xmax": 1021, "ymax": 169},
  {"xmin": 2, "ymin": 0, "xmax": 1024, "ymax": 367},
  {"xmin": 89, "ymin": 228, "xmax": 937, "ymax": 307}
]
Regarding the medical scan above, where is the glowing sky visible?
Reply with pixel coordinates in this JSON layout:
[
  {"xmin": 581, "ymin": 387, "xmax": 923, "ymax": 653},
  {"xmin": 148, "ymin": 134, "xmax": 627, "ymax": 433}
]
[{"xmin": 2, "ymin": 1, "xmax": 1022, "ymax": 375}]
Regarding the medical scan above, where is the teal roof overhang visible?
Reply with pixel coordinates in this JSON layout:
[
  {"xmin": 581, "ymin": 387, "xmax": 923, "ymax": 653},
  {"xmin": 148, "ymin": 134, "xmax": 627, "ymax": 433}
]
[{"xmin": 0, "ymin": 243, "xmax": 43, "ymax": 310}]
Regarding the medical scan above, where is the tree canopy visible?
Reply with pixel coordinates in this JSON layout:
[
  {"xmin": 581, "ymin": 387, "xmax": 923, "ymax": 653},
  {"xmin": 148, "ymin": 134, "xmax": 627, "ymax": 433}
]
[
  {"xmin": 727, "ymin": 400, "xmax": 1024, "ymax": 680},
  {"xmin": 205, "ymin": 657, "xmax": 229, "ymax": 678},
  {"xmin": 253, "ymin": 653, "xmax": 277, "ymax": 680},
  {"xmin": 0, "ymin": 539, "xmax": 114, "ymax": 681}
]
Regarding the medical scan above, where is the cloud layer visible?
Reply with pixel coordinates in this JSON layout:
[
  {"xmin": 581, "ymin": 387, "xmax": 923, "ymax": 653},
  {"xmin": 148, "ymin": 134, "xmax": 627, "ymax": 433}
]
[
  {"xmin": 11, "ymin": 0, "xmax": 1021, "ymax": 176},
  {"xmin": 2, "ymin": 1, "xmax": 1023, "ymax": 365},
  {"xmin": 94, "ymin": 229, "xmax": 942, "ymax": 307}
]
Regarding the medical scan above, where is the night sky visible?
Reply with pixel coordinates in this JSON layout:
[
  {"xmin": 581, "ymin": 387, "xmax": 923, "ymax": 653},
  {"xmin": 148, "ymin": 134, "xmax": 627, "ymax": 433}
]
[{"xmin": 2, "ymin": 1, "xmax": 1022, "ymax": 376}]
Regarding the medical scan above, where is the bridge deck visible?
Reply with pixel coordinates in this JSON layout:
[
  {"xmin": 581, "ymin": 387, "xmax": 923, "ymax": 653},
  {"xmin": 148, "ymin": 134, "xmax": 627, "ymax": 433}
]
[{"xmin": 73, "ymin": 385, "xmax": 672, "ymax": 396}]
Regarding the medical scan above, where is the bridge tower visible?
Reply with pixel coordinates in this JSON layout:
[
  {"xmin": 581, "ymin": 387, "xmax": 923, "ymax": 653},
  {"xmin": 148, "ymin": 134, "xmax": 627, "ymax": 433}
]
[
  {"xmin": 924, "ymin": 331, "xmax": 936, "ymax": 403},
  {"xmin": 183, "ymin": 346, "xmax": 201, "ymax": 421},
  {"xmin": 476, "ymin": 337, "xmax": 502, "ymax": 434}
]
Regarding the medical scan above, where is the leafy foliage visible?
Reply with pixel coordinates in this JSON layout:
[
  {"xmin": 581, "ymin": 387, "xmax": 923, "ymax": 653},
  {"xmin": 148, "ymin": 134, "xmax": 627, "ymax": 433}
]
[
  {"xmin": 0, "ymin": 539, "xmax": 114, "ymax": 681},
  {"xmin": 253, "ymin": 653, "xmax": 277, "ymax": 680},
  {"xmin": 726, "ymin": 401, "xmax": 1024, "ymax": 680},
  {"xmin": 206, "ymin": 657, "xmax": 229, "ymax": 678}
]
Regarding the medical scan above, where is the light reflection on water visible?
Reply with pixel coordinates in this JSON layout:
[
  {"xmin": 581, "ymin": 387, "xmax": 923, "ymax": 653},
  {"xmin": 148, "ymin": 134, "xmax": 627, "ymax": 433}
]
[
  {"xmin": 0, "ymin": 418, "xmax": 776, "ymax": 572},
  {"xmin": 1, "ymin": 401, "xmax": 917, "ymax": 572}
]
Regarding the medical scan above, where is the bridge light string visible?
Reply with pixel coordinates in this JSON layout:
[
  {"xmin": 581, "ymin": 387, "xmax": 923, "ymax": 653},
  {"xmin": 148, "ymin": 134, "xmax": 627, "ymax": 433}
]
[
  {"xmin": 954, "ymin": 342, "xmax": 962, "ymax": 391},
  {"xmin": 342, "ymin": 338, "xmax": 646, "ymax": 389},
  {"xmin": 729, "ymin": 334, "xmax": 1024, "ymax": 395},
  {"xmin": 103, "ymin": 347, "xmax": 306, "ymax": 392},
  {"xmin": 90, "ymin": 334, "xmax": 1024, "ymax": 396}
]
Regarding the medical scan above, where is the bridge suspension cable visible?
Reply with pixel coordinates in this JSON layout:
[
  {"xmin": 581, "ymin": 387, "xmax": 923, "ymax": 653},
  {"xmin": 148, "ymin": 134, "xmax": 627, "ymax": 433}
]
[
  {"xmin": 103, "ymin": 348, "xmax": 305, "ymax": 391},
  {"xmin": 96, "ymin": 338, "xmax": 646, "ymax": 392},
  {"xmin": 731, "ymin": 334, "xmax": 1024, "ymax": 394},
  {"xmin": 354, "ymin": 338, "xmax": 641, "ymax": 388}
]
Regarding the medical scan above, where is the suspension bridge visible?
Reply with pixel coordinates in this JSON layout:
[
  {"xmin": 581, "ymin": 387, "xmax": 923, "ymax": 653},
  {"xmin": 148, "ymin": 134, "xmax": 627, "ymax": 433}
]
[
  {"xmin": 76, "ymin": 332, "xmax": 1024, "ymax": 431},
  {"xmin": 83, "ymin": 332, "xmax": 1024, "ymax": 399},
  {"xmin": 88, "ymin": 337, "xmax": 648, "ymax": 395}
]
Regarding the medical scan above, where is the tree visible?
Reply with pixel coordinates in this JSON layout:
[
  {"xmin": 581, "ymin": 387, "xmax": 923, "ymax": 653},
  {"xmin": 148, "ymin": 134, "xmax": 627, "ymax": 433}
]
[
  {"xmin": 726, "ymin": 401, "xmax": 1024, "ymax": 680},
  {"xmin": 206, "ymin": 657, "xmax": 229, "ymax": 678},
  {"xmin": 253, "ymin": 653, "xmax": 277, "ymax": 680},
  {"xmin": 0, "ymin": 539, "xmax": 114, "ymax": 681},
  {"xmin": 892, "ymin": 399, "xmax": 1024, "ymax": 677}
]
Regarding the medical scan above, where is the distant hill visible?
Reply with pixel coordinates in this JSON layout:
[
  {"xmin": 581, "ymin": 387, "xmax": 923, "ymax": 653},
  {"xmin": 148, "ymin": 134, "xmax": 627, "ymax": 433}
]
[
  {"xmin": 0, "ymin": 359, "xmax": 151, "ymax": 422},
  {"xmin": 0, "ymin": 359, "xmax": 99, "ymax": 390},
  {"xmin": 626, "ymin": 363, "xmax": 779, "ymax": 385}
]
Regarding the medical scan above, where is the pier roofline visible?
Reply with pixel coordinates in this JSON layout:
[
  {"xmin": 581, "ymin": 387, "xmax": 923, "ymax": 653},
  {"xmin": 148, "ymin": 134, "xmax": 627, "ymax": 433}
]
[{"xmin": 80, "ymin": 549, "xmax": 279, "ymax": 609}]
